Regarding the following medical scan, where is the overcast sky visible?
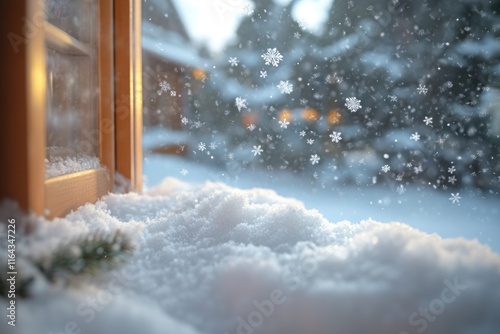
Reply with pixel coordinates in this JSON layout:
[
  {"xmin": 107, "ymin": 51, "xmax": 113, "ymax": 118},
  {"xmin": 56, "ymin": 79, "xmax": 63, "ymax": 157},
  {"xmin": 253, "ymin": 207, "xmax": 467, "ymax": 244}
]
[{"xmin": 172, "ymin": 0, "xmax": 333, "ymax": 53}]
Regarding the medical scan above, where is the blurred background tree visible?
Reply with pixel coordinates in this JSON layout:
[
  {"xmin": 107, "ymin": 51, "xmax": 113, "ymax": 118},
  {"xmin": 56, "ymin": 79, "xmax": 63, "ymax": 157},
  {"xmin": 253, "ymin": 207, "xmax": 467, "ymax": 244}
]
[{"xmin": 188, "ymin": 0, "xmax": 500, "ymax": 191}]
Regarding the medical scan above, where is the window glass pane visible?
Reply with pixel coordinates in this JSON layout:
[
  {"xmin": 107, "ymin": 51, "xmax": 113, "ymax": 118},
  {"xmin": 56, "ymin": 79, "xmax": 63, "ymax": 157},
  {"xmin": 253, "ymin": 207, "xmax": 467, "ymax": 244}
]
[
  {"xmin": 46, "ymin": 0, "xmax": 94, "ymax": 43},
  {"xmin": 142, "ymin": 0, "xmax": 500, "ymax": 251},
  {"xmin": 45, "ymin": 0, "xmax": 99, "ymax": 178}
]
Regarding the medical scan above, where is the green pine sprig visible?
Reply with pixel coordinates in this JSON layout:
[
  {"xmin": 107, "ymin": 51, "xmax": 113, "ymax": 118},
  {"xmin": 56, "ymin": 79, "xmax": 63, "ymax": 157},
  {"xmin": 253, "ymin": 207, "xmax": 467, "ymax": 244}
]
[{"xmin": 36, "ymin": 229, "xmax": 135, "ymax": 283}]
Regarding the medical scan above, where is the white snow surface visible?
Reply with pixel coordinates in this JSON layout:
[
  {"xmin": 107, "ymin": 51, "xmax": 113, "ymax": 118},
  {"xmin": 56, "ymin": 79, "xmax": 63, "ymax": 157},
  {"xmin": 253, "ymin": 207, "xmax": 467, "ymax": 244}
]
[
  {"xmin": 45, "ymin": 154, "xmax": 101, "ymax": 179},
  {"xmin": 1, "ymin": 179, "xmax": 500, "ymax": 334}
]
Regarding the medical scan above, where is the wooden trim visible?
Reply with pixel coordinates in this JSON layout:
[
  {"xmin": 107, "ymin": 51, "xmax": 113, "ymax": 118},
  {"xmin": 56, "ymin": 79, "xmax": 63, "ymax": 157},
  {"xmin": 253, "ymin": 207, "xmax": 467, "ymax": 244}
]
[
  {"xmin": 132, "ymin": 0, "xmax": 143, "ymax": 192},
  {"xmin": 0, "ymin": 0, "xmax": 46, "ymax": 215},
  {"xmin": 114, "ymin": 0, "xmax": 143, "ymax": 191},
  {"xmin": 45, "ymin": 168, "xmax": 110, "ymax": 218},
  {"xmin": 42, "ymin": 0, "xmax": 115, "ymax": 217},
  {"xmin": 98, "ymin": 0, "xmax": 115, "ymax": 188}
]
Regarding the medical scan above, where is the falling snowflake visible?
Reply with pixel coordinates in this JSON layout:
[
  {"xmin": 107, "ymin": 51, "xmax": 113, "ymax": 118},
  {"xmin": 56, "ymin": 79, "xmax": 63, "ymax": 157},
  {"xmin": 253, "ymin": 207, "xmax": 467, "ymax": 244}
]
[
  {"xmin": 277, "ymin": 80, "xmax": 293, "ymax": 94},
  {"xmin": 235, "ymin": 97, "xmax": 248, "ymax": 111},
  {"xmin": 396, "ymin": 185, "xmax": 406, "ymax": 195},
  {"xmin": 448, "ymin": 166, "xmax": 456, "ymax": 174},
  {"xmin": 261, "ymin": 48, "xmax": 283, "ymax": 67},
  {"xmin": 180, "ymin": 169, "xmax": 188, "ymax": 176},
  {"xmin": 209, "ymin": 142, "xmax": 218, "ymax": 150},
  {"xmin": 329, "ymin": 131, "xmax": 342, "ymax": 143},
  {"xmin": 381, "ymin": 165, "xmax": 391, "ymax": 173},
  {"xmin": 260, "ymin": 70, "xmax": 267, "ymax": 78},
  {"xmin": 299, "ymin": 130, "xmax": 306, "ymax": 137},
  {"xmin": 417, "ymin": 84, "xmax": 428, "ymax": 95},
  {"xmin": 279, "ymin": 119, "xmax": 290, "ymax": 129},
  {"xmin": 423, "ymin": 116, "xmax": 433, "ymax": 126},
  {"xmin": 306, "ymin": 139, "xmax": 314, "ymax": 145},
  {"xmin": 181, "ymin": 116, "xmax": 189, "ymax": 125},
  {"xmin": 247, "ymin": 123, "xmax": 256, "ymax": 131},
  {"xmin": 228, "ymin": 57, "xmax": 239, "ymax": 67},
  {"xmin": 198, "ymin": 142, "xmax": 206, "ymax": 151},
  {"xmin": 413, "ymin": 165, "xmax": 423, "ymax": 174},
  {"xmin": 251, "ymin": 145, "xmax": 263, "ymax": 156},
  {"xmin": 448, "ymin": 175, "xmax": 457, "ymax": 185},
  {"xmin": 410, "ymin": 132, "xmax": 421, "ymax": 141},
  {"xmin": 170, "ymin": 90, "xmax": 176, "ymax": 97},
  {"xmin": 242, "ymin": 4, "xmax": 254, "ymax": 15},
  {"xmin": 193, "ymin": 121, "xmax": 203, "ymax": 129},
  {"xmin": 157, "ymin": 80, "xmax": 171, "ymax": 95},
  {"xmin": 388, "ymin": 95, "xmax": 397, "ymax": 102},
  {"xmin": 449, "ymin": 193, "xmax": 461, "ymax": 204},
  {"xmin": 159, "ymin": 80, "xmax": 170, "ymax": 91},
  {"xmin": 294, "ymin": 32, "xmax": 301, "ymax": 39},
  {"xmin": 310, "ymin": 154, "xmax": 320, "ymax": 165},
  {"xmin": 345, "ymin": 97, "xmax": 361, "ymax": 112},
  {"xmin": 297, "ymin": 19, "xmax": 307, "ymax": 30}
]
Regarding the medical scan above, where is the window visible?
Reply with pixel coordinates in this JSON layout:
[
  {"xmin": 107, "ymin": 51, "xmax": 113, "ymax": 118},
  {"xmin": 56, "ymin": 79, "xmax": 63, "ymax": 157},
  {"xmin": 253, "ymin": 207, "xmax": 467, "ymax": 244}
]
[
  {"xmin": 0, "ymin": 0, "xmax": 143, "ymax": 218},
  {"xmin": 45, "ymin": 0, "xmax": 101, "ymax": 178}
]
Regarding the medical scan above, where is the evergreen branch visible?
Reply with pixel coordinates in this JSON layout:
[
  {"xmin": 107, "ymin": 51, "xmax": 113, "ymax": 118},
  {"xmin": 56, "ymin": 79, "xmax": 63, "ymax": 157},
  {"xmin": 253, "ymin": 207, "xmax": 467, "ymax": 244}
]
[{"xmin": 36, "ymin": 229, "xmax": 135, "ymax": 283}]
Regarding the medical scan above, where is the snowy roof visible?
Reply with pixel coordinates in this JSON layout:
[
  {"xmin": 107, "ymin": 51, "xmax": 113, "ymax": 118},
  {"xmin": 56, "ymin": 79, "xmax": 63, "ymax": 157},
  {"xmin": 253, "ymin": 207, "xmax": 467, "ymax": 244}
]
[
  {"xmin": 142, "ymin": 0, "xmax": 210, "ymax": 69},
  {"xmin": 143, "ymin": 22, "xmax": 208, "ymax": 69}
]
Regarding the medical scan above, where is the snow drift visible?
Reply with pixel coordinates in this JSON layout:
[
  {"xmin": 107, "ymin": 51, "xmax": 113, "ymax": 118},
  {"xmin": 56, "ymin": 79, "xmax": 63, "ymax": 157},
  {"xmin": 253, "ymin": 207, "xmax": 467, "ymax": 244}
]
[{"xmin": 1, "ymin": 178, "xmax": 500, "ymax": 334}]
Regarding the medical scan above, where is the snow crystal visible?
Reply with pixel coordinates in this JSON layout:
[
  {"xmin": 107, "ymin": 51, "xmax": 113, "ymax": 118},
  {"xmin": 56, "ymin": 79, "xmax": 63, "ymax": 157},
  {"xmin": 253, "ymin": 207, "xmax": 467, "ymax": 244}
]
[
  {"xmin": 1, "ymin": 179, "xmax": 500, "ymax": 334},
  {"xmin": 345, "ymin": 97, "xmax": 361, "ymax": 112},
  {"xmin": 228, "ymin": 57, "xmax": 239, "ymax": 67},
  {"xmin": 261, "ymin": 48, "xmax": 283, "ymax": 67},
  {"xmin": 251, "ymin": 145, "xmax": 263, "ymax": 156},
  {"xmin": 417, "ymin": 83, "xmax": 428, "ymax": 95},
  {"xmin": 329, "ymin": 131, "xmax": 342, "ymax": 143},
  {"xmin": 235, "ymin": 97, "xmax": 248, "ymax": 111},
  {"xmin": 277, "ymin": 80, "xmax": 293, "ymax": 94}
]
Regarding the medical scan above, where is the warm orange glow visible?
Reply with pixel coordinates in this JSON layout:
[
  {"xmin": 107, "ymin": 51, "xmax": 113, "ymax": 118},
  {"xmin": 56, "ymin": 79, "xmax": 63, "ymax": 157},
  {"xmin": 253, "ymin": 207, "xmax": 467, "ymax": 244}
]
[
  {"xmin": 301, "ymin": 108, "xmax": 319, "ymax": 122},
  {"xmin": 328, "ymin": 109, "xmax": 342, "ymax": 125},
  {"xmin": 192, "ymin": 68, "xmax": 207, "ymax": 81},
  {"xmin": 279, "ymin": 109, "xmax": 292, "ymax": 122},
  {"xmin": 242, "ymin": 112, "xmax": 258, "ymax": 127}
]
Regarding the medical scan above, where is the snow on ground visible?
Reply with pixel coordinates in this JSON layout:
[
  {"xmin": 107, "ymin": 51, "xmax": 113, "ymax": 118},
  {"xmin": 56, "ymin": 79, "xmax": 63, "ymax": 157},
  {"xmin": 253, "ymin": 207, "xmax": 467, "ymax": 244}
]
[
  {"xmin": 143, "ymin": 152, "xmax": 500, "ymax": 253},
  {"xmin": 1, "ymin": 177, "xmax": 500, "ymax": 334}
]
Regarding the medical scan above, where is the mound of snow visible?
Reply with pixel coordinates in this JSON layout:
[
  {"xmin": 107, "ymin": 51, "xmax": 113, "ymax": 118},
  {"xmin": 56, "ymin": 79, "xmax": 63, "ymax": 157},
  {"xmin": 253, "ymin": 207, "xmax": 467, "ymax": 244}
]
[{"xmin": 1, "ymin": 178, "xmax": 499, "ymax": 334}]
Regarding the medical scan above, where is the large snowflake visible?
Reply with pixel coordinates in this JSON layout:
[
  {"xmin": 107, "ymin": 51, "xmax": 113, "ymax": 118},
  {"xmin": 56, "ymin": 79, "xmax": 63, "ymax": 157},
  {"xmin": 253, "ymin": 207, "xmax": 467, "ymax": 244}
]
[
  {"xmin": 277, "ymin": 80, "xmax": 293, "ymax": 94},
  {"xmin": 329, "ymin": 131, "xmax": 342, "ymax": 143},
  {"xmin": 261, "ymin": 48, "xmax": 283, "ymax": 67},
  {"xmin": 417, "ymin": 83, "xmax": 428, "ymax": 95},
  {"xmin": 449, "ymin": 193, "xmax": 461, "ymax": 204},
  {"xmin": 345, "ymin": 97, "xmax": 361, "ymax": 112},
  {"xmin": 310, "ymin": 154, "xmax": 320, "ymax": 165},
  {"xmin": 235, "ymin": 97, "xmax": 248, "ymax": 111},
  {"xmin": 251, "ymin": 145, "xmax": 263, "ymax": 156}
]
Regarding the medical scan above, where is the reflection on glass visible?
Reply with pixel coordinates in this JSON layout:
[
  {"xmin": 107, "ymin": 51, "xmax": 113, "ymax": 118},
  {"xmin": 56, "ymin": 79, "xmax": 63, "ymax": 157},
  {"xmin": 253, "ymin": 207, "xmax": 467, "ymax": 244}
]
[{"xmin": 46, "ymin": 0, "xmax": 94, "ymax": 43}]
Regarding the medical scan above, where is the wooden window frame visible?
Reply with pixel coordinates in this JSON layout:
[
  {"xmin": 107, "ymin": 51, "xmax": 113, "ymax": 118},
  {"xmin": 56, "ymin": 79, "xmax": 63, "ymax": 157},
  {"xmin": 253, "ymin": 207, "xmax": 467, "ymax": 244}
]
[{"xmin": 0, "ymin": 0, "xmax": 142, "ymax": 218}]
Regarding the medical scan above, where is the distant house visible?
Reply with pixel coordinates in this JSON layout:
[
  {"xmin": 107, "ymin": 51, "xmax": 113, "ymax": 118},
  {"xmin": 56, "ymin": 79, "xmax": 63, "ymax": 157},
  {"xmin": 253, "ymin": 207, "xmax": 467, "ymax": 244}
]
[{"xmin": 142, "ymin": 0, "xmax": 208, "ymax": 130}]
